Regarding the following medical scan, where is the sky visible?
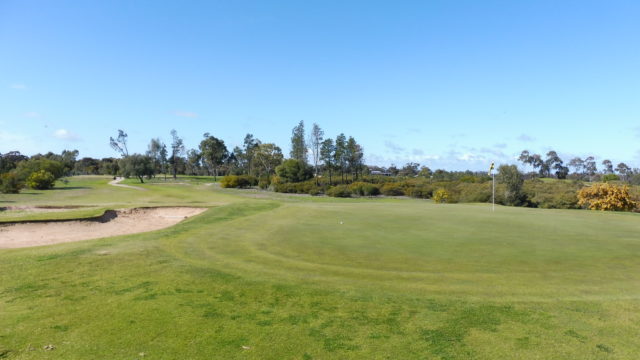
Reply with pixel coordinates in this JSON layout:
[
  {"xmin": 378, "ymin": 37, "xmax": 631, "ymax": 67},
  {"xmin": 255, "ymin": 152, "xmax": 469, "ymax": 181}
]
[{"xmin": 1, "ymin": 0, "xmax": 639, "ymax": 171}]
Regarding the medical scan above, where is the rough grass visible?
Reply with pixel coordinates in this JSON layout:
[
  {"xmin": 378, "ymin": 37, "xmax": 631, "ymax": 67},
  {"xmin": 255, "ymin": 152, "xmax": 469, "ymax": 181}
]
[{"xmin": 0, "ymin": 176, "xmax": 639, "ymax": 359}]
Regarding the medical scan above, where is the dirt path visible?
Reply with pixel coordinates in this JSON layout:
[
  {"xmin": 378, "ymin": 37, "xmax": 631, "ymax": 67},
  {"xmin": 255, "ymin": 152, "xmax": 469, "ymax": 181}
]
[
  {"xmin": 0, "ymin": 207, "xmax": 207, "ymax": 248},
  {"xmin": 108, "ymin": 177, "xmax": 147, "ymax": 191}
]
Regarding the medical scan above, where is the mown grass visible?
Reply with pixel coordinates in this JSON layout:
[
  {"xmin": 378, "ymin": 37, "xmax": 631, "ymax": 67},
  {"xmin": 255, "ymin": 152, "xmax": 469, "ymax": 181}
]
[{"xmin": 0, "ymin": 176, "xmax": 639, "ymax": 359}]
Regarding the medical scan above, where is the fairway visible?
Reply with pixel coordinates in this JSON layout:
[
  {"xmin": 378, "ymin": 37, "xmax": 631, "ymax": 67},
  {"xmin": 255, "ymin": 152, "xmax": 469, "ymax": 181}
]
[{"xmin": 1, "ymin": 176, "xmax": 639, "ymax": 359}]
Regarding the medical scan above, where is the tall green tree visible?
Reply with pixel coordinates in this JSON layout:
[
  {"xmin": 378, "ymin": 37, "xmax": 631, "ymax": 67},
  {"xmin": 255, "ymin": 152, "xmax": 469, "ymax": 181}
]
[
  {"xmin": 497, "ymin": 164, "xmax": 526, "ymax": 206},
  {"xmin": 147, "ymin": 138, "xmax": 166, "ymax": 177},
  {"xmin": 602, "ymin": 159, "xmax": 614, "ymax": 174},
  {"xmin": 186, "ymin": 149, "xmax": 202, "ymax": 175},
  {"xmin": 320, "ymin": 138, "xmax": 335, "ymax": 184},
  {"xmin": 584, "ymin": 156, "xmax": 597, "ymax": 181},
  {"xmin": 109, "ymin": 129, "xmax": 129, "ymax": 157},
  {"xmin": 199, "ymin": 133, "xmax": 229, "ymax": 180},
  {"xmin": 346, "ymin": 136, "xmax": 364, "ymax": 180},
  {"xmin": 616, "ymin": 162, "xmax": 631, "ymax": 181},
  {"xmin": 308, "ymin": 123, "xmax": 324, "ymax": 185},
  {"xmin": 242, "ymin": 134, "xmax": 261, "ymax": 175},
  {"xmin": 334, "ymin": 133, "xmax": 347, "ymax": 183},
  {"xmin": 290, "ymin": 120, "xmax": 307, "ymax": 164},
  {"xmin": 253, "ymin": 143, "xmax": 284, "ymax": 176},
  {"xmin": 568, "ymin": 157, "xmax": 584, "ymax": 177},
  {"xmin": 119, "ymin": 154, "xmax": 155, "ymax": 183},
  {"xmin": 170, "ymin": 129, "xmax": 185, "ymax": 179},
  {"xmin": 545, "ymin": 151, "xmax": 568, "ymax": 179}
]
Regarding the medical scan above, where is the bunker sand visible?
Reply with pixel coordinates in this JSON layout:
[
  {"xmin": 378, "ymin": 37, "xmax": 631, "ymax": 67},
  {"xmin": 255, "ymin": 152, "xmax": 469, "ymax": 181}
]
[{"xmin": 0, "ymin": 207, "xmax": 207, "ymax": 248}]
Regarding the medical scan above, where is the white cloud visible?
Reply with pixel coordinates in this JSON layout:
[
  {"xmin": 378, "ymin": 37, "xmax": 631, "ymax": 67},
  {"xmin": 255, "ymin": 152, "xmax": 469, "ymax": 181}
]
[
  {"xmin": 458, "ymin": 153, "xmax": 488, "ymax": 162},
  {"xmin": 9, "ymin": 83, "xmax": 27, "ymax": 90},
  {"xmin": 53, "ymin": 129, "xmax": 81, "ymax": 141},
  {"xmin": 174, "ymin": 111, "xmax": 198, "ymax": 118}
]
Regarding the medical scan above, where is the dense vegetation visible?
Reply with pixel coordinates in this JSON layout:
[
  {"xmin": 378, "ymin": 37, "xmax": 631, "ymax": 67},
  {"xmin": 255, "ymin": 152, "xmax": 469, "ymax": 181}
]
[{"xmin": 2, "ymin": 121, "xmax": 639, "ymax": 212}]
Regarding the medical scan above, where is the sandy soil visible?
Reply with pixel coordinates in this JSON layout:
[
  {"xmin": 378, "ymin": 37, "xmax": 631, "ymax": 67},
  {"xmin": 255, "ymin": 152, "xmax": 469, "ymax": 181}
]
[
  {"xmin": 108, "ymin": 177, "xmax": 147, "ymax": 190},
  {"xmin": 0, "ymin": 207, "xmax": 207, "ymax": 248}
]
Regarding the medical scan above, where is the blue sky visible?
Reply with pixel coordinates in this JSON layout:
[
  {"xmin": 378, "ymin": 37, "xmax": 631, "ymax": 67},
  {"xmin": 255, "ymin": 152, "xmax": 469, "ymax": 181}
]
[{"xmin": 2, "ymin": 0, "xmax": 639, "ymax": 170}]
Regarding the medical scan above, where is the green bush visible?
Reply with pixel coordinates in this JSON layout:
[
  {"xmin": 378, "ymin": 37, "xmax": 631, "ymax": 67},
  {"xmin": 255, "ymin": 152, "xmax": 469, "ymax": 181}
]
[
  {"xmin": 380, "ymin": 182, "xmax": 405, "ymax": 196},
  {"xmin": 0, "ymin": 172, "xmax": 24, "ymax": 193},
  {"xmin": 258, "ymin": 177, "xmax": 271, "ymax": 189},
  {"xmin": 327, "ymin": 185, "xmax": 352, "ymax": 197},
  {"xmin": 455, "ymin": 182, "xmax": 492, "ymax": 203},
  {"xmin": 25, "ymin": 170, "xmax": 56, "ymax": 190},
  {"xmin": 602, "ymin": 174, "xmax": 620, "ymax": 182},
  {"xmin": 523, "ymin": 179, "xmax": 581, "ymax": 209},
  {"xmin": 350, "ymin": 182, "xmax": 380, "ymax": 196},
  {"xmin": 308, "ymin": 186, "xmax": 323, "ymax": 196},
  {"xmin": 221, "ymin": 175, "xmax": 239, "ymax": 188},
  {"xmin": 406, "ymin": 184, "xmax": 433, "ymax": 199},
  {"xmin": 275, "ymin": 159, "xmax": 313, "ymax": 183},
  {"xmin": 221, "ymin": 175, "xmax": 257, "ymax": 188},
  {"xmin": 16, "ymin": 158, "xmax": 65, "ymax": 181}
]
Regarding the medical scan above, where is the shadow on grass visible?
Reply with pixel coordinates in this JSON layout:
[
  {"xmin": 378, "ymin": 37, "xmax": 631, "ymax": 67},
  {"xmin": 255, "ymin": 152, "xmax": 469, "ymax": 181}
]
[{"xmin": 51, "ymin": 186, "xmax": 91, "ymax": 191}]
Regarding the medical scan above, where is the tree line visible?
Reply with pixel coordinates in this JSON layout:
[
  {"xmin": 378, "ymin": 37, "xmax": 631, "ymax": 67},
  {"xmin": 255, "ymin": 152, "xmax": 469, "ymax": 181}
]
[
  {"xmin": 104, "ymin": 121, "xmax": 365, "ymax": 185},
  {"xmin": 518, "ymin": 150, "xmax": 635, "ymax": 181}
]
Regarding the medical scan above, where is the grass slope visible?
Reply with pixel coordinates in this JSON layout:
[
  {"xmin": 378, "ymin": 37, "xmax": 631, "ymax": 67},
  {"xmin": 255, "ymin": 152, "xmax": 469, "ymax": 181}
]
[{"xmin": 1, "ymin": 176, "xmax": 639, "ymax": 359}]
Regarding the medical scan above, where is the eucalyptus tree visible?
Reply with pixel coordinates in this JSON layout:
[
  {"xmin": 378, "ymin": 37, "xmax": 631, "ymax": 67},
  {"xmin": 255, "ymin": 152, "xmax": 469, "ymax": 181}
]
[
  {"xmin": 568, "ymin": 157, "xmax": 584, "ymax": 177},
  {"xmin": 308, "ymin": 123, "xmax": 324, "ymax": 184},
  {"xmin": 616, "ymin": 162, "xmax": 631, "ymax": 181},
  {"xmin": 109, "ymin": 129, "xmax": 129, "ymax": 157},
  {"xmin": 170, "ymin": 129, "xmax": 185, "ymax": 179},
  {"xmin": 199, "ymin": 133, "xmax": 228, "ymax": 180},
  {"xmin": 584, "ymin": 156, "xmax": 597, "ymax": 181},
  {"xmin": 254, "ymin": 143, "xmax": 284, "ymax": 176},
  {"xmin": 290, "ymin": 120, "xmax": 307, "ymax": 164},
  {"xmin": 334, "ymin": 133, "xmax": 347, "ymax": 183},
  {"xmin": 346, "ymin": 136, "xmax": 364, "ymax": 180},
  {"xmin": 320, "ymin": 138, "xmax": 335, "ymax": 184},
  {"xmin": 601, "ymin": 159, "xmax": 614, "ymax": 174}
]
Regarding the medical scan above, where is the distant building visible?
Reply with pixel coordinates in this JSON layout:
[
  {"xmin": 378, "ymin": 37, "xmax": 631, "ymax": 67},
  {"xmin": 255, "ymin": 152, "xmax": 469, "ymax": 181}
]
[{"xmin": 370, "ymin": 170, "xmax": 392, "ymax": 176}]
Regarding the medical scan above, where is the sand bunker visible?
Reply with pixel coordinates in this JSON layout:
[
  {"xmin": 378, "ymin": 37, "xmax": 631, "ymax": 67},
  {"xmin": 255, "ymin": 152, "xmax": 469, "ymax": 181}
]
[{"xmin": 0, "ymin": 207, "xmax": 207, "ymax": 248}]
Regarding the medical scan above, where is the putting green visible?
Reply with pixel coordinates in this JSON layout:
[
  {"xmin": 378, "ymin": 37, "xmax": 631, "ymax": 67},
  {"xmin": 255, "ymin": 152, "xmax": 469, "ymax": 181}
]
[{"xmin": 1, "ymin": 176, "xmax": 639, "ymax": 359}]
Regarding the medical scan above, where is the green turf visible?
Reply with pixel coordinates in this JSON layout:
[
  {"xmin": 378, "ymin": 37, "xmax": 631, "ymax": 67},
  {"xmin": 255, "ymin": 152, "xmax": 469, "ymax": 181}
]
[{"xmin": 1, "ymin": 176, "xmax": 639, "ymax": 359}]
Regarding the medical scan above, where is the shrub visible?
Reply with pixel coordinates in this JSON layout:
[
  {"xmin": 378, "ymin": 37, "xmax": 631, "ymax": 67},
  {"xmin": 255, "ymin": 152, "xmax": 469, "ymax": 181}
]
[
  {"xmin": 433, "ymin": 188, "xmax": 449, "ymax": 203},
  {"xmin": 25, "ymin": 170, "xmax": 56, "ymax": 190},
  {"xmin": 456, "ymin": 182, "xmax": 492, "ymax": 203},
  {"xmin": 221, "ymin": 175, "xmax": 257, "ymax": 188},
  {"xmin": 275, "ymin": 159, "xmax": 313, "ymax": 183},
  {"xmin": 258, "ymin": 177, "xmax": 271, "ymax": 190},
  {"xmin": 602, "ymin": 174, "xmax": 620, "ymax": 182},
  {"xmin": 0, "ymin": 172, "xmax": 24, "ymax": 193},
  {"xmin": 220, "ymin": 175, "xmax": 239, "ymax": 188},
  {"xmin": 405, "ymin": 184, "xmax": 433, "ymax": 199},
  {"xmin": 497, "ymin": 164, "xmax": 526, "ymax": 206},
  {"xmin": 577, "ymin": 183, "xmax": 636, "ymax": 211},
  {"xmin": 16, "ymin": 158, "xmax": 65, "ymax": 181},
  {"xmin": 308, "ymin": 186, "xmax": 323, "ymax": 196},
  {"xmin": 523, "ymin": 179, "xmax": 581, "ymax": 209},
  {"xmin": 326, "ymin": 185, "xmax": 352, "ymax": 197},
  {"xmin": 350, "ymin": 182, "xmax": 380, "ymax": 196},
  {"xmin": 380, "ymin": 182, "xmax": 405, "ymax": 196}
]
